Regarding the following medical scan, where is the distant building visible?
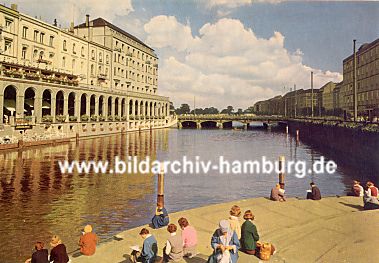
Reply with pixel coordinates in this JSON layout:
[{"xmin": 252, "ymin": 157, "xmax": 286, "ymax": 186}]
[
  {"xmin": 342, "ymin": 37, "xmax": 379, "ymax": 118},
  {"xmin": 319, "ymin": 82, "xmax": 336, "ymax": 115}
]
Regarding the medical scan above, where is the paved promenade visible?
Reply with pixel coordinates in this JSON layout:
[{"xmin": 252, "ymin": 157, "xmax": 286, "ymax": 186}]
[{"xmin": 72, "ymin": 196, "xmax": 379, "ymax": 263}]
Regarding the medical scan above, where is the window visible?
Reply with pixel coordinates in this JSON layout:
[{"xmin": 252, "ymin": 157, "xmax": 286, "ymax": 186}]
[
  {"xmin": 91, "ymin": 50, "xmax": 95, "ymax": 60},
  {"xmin": 34, "ymin": 30, "xmax": 38, "ymax": 41},
  {"xmin": 40, "ymin": 33, "xmax": 44, "ymax": 44},
  {"xmin": 5, "ymin": 18, "xmax": 12, "ymax": 28},
  {"xmin": 106, "ymin": 55, "xmax": 109, "ymax": 64},
  {"xmin": 33, "ymin": 49, "xmax": 38, "ymax": 58},
  {"xmin": 72, "ymin": 59, "xmax": 76, "ymax": 69},
  {"xmin": 22, "ymin": 27, "xmax": 28, "ymax": 38},
  {"xmin": 99, "ymin": 53, "xmax": 103, "ymax": 63},
  {"xmin": 63, "ymin": 40, "xmax": 67, "ymax": 51},
  {"xmin": 22, "ymin": 46, "xmax": 27, "ymax": 59},
  {"xmin": 72, "ymin": 43, "xmax": 76, "ymax": 54},
  {"xmin": 81, "ymin": 46, "xmax": 85, "ymax": 57},
  {"xmin": 4, "ymin": 39, "xmax": 12, "ymax": 53},
  {"xmin": 49, "ymin": 36, "xmax": 54, "ymax": 46},
  {"xmin": 62, "ymin": 56, "xmax": 66, "ymax": 67},
  {"xmin": 91, "ymin": 64, "xmax": 94, "ymax": 75},
  {"xmin": 39, "ymin": 51, "xmax": 44, "ymax": 60},
  {"xmin": 105, "ymin": 68, "xmax": 108, "ymax": 77}
]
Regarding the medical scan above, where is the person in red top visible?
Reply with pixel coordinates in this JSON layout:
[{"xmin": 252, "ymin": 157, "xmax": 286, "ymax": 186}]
[
  {"xmin": 79, "ymin": 225, "xmax": 98, "ymax": 256},
  {"xmin": 366, "ymin": 181, "xmax": 378, "ymax": 197}
]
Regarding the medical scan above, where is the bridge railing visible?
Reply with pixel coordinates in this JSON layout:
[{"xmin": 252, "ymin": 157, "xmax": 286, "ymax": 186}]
[{"xmin": 177, "ymin": 114, "xmax": 284, "ymax": 121}]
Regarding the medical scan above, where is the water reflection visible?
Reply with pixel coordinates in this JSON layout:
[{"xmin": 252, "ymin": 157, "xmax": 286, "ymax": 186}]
[{"xmin": 0, "ymin": 128, "xmax": 376, "ymax": 262}]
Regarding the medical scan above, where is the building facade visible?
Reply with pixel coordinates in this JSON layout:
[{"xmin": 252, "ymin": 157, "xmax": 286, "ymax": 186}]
[
  {"xmin": 0, "ymin": 4, "xmax": 172, "ymax": 139},
  {"xmin": 342, "ymin": 38, "xmax": 379, "ymax": 118}
]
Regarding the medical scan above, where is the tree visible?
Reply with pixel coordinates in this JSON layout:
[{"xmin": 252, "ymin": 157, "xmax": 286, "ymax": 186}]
[
  {"xmin": 221, "ymin": 105, "xmax": 234, "ymax": 114},
  {"xmin": 175, "ymin": 103, "xmax": 191, "ymax": 115}
]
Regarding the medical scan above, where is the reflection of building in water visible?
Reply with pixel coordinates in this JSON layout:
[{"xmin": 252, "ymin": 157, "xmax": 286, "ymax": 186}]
[{"xmin": 0, "ymin": 131, "xmax": 170, "ymax": 262}]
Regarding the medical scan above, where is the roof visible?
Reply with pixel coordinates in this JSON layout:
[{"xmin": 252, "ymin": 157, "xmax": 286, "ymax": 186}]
[
  {"xmin": 343, "ymin": 37, "xmax": 379, "ymax": 62},
  {"xmin": 75, "ymin": 17, "xmax": 153, "ymax": 51}
]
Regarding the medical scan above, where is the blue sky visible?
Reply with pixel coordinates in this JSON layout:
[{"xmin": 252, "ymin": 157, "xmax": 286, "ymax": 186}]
[{"xmin": 8, "ymin": 0, "xmax": 379, "ymax": 109}]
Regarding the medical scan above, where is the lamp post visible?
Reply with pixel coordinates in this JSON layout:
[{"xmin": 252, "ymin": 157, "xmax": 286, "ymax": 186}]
[
  {"xmin": 353, "ymin": 39, "xmax": 358, "ymax": 122},
  {"xmin": 311, "ymin": 71, "xmax": 314, "ymax": 118}
]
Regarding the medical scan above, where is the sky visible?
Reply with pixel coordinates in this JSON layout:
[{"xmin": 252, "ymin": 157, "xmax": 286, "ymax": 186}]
[{"xmin": 5, "ymin": 0, "xmax": 379, "ymax": 109}]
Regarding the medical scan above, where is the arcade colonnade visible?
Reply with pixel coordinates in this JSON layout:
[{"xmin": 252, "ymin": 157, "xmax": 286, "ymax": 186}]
[{"xmin": 0, "ymin": 81, "xmax": 170, "ymax": 124}]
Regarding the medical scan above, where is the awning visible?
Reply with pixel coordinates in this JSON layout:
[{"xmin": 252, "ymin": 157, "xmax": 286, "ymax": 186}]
[
  {"xmin": 42, "ymin": 101, "xmax": 51, "ymax": 109},
  {"xmin": 24, "ymin": 98, "xmax": 34, "ymax": 107},
  {"xmin": 3, "ymin": 99, "xmax": 16, "ymax": 112}
]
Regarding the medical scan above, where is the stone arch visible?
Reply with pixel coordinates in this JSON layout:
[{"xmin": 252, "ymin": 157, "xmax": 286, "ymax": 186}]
[
  {"xmin": 24, "ymin": 87, "xmax": 36, "ymax": 117},
  {"xmin": 129, "ymin": 99, "xmax": 133, "ymax": 115},
  {"xmin": 121, "ymin": 98, "xmax": 126, "ymax": 117},
  {"xmin": 108, "ymin": 96, "xmax": 113, "ymax": 116},
  {"xmin": 115, "ymin": 97, "xmax": 119, "ymax": 116},
  {"xmin": 99, "ymin": 95, "xmax": 104, "ymax": 116},
  {"xmin": 80, "ymin": 93, "xmax": 88, "ymax": 116},
  {"xmin": 3, "ymin": 85, "xmax": 17, "ymax": 121},
  {"xmin": 135, "ymin": 100, "xmax": 139, "ymax": 116},
  {"xmin": 90, "ymin": 94, "xmax": 96, "ymax": 116},
  {"xmin": 68, "ymin": 92, "xmax": 76, "ymax": 116},
  {"xmin": 42, "ymin": 89, "xmax": 52, "ymax": 116},
  {"xmin": 55, "ymin": 90, "xmax": 64, "ymax": 116}
]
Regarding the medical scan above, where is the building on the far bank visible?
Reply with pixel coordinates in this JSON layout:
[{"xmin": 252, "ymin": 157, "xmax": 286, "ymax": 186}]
[
  {"xmin": 319, "ymin": 82, "xmax": 336, "ymax": 116},
  {"xmin": 342, "ymin": 37, "xmax": 379, "ymax": 119},
  {"xmin": 253, "ymin": 37, "xmax": 379, "ymax": 120}
]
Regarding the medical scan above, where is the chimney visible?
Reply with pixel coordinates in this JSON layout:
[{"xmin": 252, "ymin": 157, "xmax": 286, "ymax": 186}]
[
  {"xmin": 85, "ymin": 14, "xmax": 90, "ymax": 27},
  {"xmin": 53, "ymin": 19, "xmax": 57, "ymax": 27},
  {"xmin": 10, "ymin": 4, "xmax": 17, "ymax": 11},
  {"xmin": 69, "ymin": 22, "xmax": 74, "ymax": 33}
]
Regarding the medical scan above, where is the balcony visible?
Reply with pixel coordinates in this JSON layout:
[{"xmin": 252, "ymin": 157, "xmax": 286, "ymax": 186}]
[
  {"xmin": 145, "ymin": 60, "xmax": 151, "ymax": 65},
  {"xmin": 1, "ymin": 61, "xmax": 79, "ymax": 86},
  {"xmin": 97, "ymin": 73, "xmax": 107, "ymax": 80},
  {"xmin": 114, "ymin": 47, "xmax": 122, "ymax": 52}
]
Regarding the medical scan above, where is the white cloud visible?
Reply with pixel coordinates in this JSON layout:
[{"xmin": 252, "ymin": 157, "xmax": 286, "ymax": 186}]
[
  {"xmin": 144, "ymin": 16, "xmax": 198, "ymax": 52},
  {"xmin": 144, "ymin": 16, "xmax": 342, "ymax": 109},
  {"xmin": 5, "ymin": 0, "xmax": 134, "ymax": 26}
]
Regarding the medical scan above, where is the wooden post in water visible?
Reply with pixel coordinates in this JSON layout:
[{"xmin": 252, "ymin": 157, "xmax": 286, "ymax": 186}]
[
  {"xmin": 296, "ymin": 130, "xmax": 299, "ymax": 141},
  {"xmin": 286, "ymin": 125, "xmax": 289, "ymax": 134},
  {"xmin": 76, "ymin": 132, "xmax": 79, "ymax": 143},
  {"xmin": 157, "ymin": 167, "xmax": 165, "ymax": 207},
  {"xmin": 279, "ymin": 156, "xmax": 285, "ymax": 189}
]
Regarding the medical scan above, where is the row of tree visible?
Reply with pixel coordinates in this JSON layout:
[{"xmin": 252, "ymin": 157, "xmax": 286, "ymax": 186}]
[{"xmin": 174, "ymin": 104, "xmax": 255, "ymax": 115}]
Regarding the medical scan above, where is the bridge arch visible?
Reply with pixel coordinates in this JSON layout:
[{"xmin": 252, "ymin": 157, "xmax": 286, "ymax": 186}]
[
  {"xmin": 181, "ymin": 121, "xmax": 197, "ymax": 129},
  {"xmin": 200, "ymin": 120, "xmax": 218, "ymax": 129}
]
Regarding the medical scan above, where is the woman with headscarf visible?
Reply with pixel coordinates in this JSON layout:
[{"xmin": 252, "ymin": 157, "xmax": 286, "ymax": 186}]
[{"xmin": 208, "ymin": 219, "xmax": 240, "ymax": 263}]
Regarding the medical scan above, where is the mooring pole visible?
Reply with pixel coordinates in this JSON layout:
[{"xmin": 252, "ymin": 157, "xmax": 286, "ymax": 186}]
[
  {"xmin": 279, "ymin": 156, "xmax": 285, "ymax": 189},
  {"xmin": 157, "ymin": 167, "xmax": 165, "ymax": 207}
]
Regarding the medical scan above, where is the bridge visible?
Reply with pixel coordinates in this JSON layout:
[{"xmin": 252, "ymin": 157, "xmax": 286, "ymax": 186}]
[{"xmin": 177, "ymin": 114, "xmax": 286, "ymax": 129}]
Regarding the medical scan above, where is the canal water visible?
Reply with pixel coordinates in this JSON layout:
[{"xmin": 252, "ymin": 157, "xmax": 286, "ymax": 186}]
[{"xmin": 0, "ymin": 128, "xmax": 376, "ymax": 262}]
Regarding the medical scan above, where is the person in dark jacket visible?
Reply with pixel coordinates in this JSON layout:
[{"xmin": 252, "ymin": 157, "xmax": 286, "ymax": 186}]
[
  {"xmin": 49, "ymin": 235, "xmax": 69, "ymax": 263},
  {"xmin": 25, "ymin": 242, "xmax": 49, "ymax": 263},
  {"xmin": 307, "ymin": 182, "xmax": 321, "ymax": 200},
  {"xmin": 151, "ymin": 203, "xmax": 169, "ymax": 229}
]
